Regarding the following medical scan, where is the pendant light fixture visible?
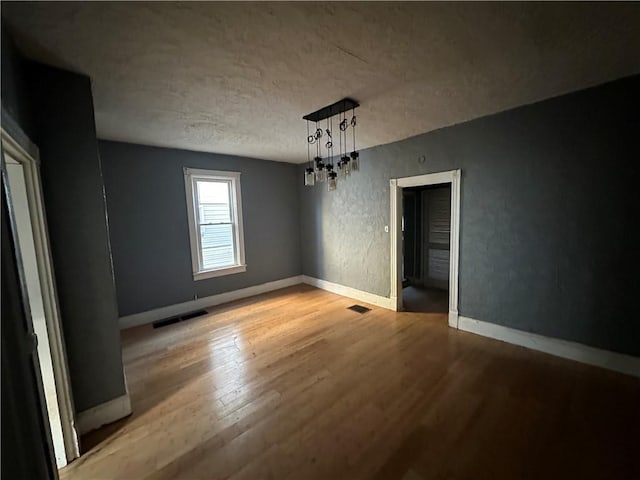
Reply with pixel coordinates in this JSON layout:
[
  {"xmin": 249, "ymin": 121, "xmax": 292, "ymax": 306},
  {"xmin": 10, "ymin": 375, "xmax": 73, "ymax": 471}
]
[
  {"xmin": 304, "ymin": 120, "xmax": 315, "ymax": 186},
  {"xmin": 315, "ymin": 157, "xmax": 326, "ymax": 182},
  {"xmin": 327, "ymin": 165, "xmax": 337, "ymax": 191},
  {"xmin": 326, "ymin": 114, "xmax": 337, "ymax": 191},
  {"xmin": 350, "ymin": 108, "xmax": 359, "ymax": 172},
  {"xmin": 339, "ymin": 111, "xmax": 350, "ymax": 177},
  {"xmin": 313, "ymin": 122, "xmax": 326, "ymax": 182},
  {"xmin": 303, "ymin": 98, "xmax": 360, "ymax": 191}
]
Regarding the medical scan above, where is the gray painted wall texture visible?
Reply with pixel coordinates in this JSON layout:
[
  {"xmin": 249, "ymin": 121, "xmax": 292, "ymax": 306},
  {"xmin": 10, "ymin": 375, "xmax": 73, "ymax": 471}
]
[
  {"xmin": 1, "ymin": 27, "xmax": 36, "ymax": 140},
  {"xmin": 27, "ymin": 64, "xmax": 127, "ymax": 412},
  {"xmin": 99, "ymin": 141, "xmax": 302, "ymax": 317},
  {"xmin": 300, "ymin": 75, "xmax": 639, "ymax": 357},
  {"xmin": 2, "ymin": 32, "xmax": 127, "ymax": 412}
]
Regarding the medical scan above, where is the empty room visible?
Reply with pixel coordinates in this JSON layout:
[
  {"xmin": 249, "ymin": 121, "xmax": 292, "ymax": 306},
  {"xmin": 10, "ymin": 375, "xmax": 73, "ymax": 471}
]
[{"xmin": 1, "ymin": 2, "xmax": 639, "ymax": 479}]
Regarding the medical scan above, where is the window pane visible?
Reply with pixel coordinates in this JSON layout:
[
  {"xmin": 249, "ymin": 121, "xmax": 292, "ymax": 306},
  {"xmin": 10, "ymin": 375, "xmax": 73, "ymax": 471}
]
[
  {"xmin": 200, "ymin": 224, "xmax": 235, "ymax": 270},
  {"xmin": 186, "ymin": 171, "xmax": 244, "ymax": 277},
  {"xmin": 197, "ymin": 180, "xmax": 230, "ymax": 223}
]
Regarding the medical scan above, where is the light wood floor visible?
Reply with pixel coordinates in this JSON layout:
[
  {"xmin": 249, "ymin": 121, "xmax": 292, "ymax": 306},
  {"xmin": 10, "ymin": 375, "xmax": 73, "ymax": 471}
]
[{"xmin": 61, "ymin": 285, "xmax": 640, "ymax": 480}]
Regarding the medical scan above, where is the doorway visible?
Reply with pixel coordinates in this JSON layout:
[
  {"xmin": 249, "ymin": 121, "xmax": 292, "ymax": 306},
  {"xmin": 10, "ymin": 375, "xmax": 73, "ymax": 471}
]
[
  {"xmin": 402, "ymin": 184, "xmax": 451, "ymax": 314},
  {"xmin": 390, "ymin": 170, "xmax": 461, "ymax": 327},
  {"xmin": 2, "ymin": 128, "xmax": 79, "ymax": 467}
]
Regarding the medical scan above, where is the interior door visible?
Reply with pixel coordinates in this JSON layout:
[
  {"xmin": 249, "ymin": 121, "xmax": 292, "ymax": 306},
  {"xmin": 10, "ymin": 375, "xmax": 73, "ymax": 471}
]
[
  {"xmin": 5, "ymin": 150, "xmax": 70, "ymax": 466},
  {"xmin": 1, "ymin": 159, "xmax": 57, "ymax": 479}
]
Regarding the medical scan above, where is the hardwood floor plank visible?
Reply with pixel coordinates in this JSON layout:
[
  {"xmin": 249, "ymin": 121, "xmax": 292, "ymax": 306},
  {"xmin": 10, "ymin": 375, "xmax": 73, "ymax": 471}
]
[{"xmin": 61, "ymin": 285, "xmax": 640, "ymax": 480}]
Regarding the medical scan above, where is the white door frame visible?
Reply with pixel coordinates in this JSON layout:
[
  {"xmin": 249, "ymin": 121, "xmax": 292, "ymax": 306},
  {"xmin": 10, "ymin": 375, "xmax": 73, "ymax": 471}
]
[
  {"xmin": 1, "ymin": 128, "xmax": 80, "ymax": 463},
  {"xmin": 390, "ymin": 169, "xmax": 461, "ymax": 328}
]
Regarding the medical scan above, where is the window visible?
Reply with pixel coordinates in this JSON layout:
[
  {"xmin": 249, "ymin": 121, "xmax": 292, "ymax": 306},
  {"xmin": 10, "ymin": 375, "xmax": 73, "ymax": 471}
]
[{"xmin": 184, "ymin": 168, "xmax": 246, "ymax": 280}]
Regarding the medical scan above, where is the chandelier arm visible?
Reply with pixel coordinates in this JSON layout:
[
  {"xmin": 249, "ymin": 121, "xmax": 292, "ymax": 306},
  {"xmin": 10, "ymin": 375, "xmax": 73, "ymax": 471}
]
[
  {"xmin": 339, "ymin": 111, "xmax": 343, "ymax": 160},
  {"xmin": 306, "ymin": 120, "xmax": 310, "ymax": 168},
  {"xmin": 352, "ymin": 107, "xmax": 356, "ymax": 152},
  {"xmin": 316, "ymin": 121, "xmax": 320, "ymax": 159}
]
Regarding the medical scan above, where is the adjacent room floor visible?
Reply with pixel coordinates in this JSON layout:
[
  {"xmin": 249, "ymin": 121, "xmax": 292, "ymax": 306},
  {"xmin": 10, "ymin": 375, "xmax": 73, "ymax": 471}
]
[
  {"xmin": 61, "ymin": 285, "xmax": 640, "ymax": 480},
  {"xmin": 402, "ymin": 285, "xmax": 449, "ymax": 313}
]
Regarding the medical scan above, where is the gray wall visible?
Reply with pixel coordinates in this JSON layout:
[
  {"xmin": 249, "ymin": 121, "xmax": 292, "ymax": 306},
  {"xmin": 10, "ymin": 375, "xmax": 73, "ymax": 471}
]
[
  {"xmin": 2, "ymin": 32, "xmax": 127, "ymax": 412},
  {"xmin": 99, "ymin": 141, "xmax": 302, "ymax": 317},
  {"xmin": 1, "ymin": 26, "xmax": 36, "ymax": 140},
  {"xmin": 27, "ymin": 64, "xmax": 127, "ymax": 412},
  {"xmin": 300, "ymin": 75, "xmax": 639, "ymax": 357}
]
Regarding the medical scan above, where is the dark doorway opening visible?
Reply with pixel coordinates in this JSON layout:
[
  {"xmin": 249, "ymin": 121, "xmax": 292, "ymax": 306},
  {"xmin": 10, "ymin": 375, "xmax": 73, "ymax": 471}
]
[{"xmin": 402, "ymin": 183, "xmax": 451, "ymax": 314}]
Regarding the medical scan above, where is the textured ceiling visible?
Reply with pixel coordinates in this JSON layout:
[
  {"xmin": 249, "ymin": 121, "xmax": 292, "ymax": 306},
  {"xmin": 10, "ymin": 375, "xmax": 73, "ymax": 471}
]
[{"xmin": 3, "ymin": 2, "xmax": 640, "ymax": 163}]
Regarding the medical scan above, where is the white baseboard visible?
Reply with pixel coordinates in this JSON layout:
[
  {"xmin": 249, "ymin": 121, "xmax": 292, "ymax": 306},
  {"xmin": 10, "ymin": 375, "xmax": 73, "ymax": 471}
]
[
  {"xmin": 448, "ymin": 311, "xmax": 459, "ymax": 329},
  {"xmin": 302, "ymin": 275, "xmax": 395, "ymax": 310},
  {"xmin": 119, "ymin": 275, "xmax": 303, "ymax": 329},
  {"xmin": 458, "ymin": 316, "xmax": 640, "ymax": 378},
  {"xmin": 76, "ymin": 393, "xmax": 132, "ymax": 435}
]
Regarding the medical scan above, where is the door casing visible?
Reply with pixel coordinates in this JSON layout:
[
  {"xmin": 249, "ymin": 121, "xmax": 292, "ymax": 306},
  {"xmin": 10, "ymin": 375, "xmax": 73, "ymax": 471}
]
[{"xmin": 390, "ymin": 169, "xmax": 461, "ymax": 328}]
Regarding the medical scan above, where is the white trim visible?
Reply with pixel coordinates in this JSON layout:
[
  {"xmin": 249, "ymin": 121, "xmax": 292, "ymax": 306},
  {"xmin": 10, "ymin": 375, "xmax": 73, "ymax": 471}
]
[
  {"xmin": 183, "ymin": 167, "xmax": 246, "ymax": 281},
  {"xmin": 458, "ymin": 316, "xmax": 640, "ymax": 378},
  {"xmin": 448, "ymin": 311, "xmax": 459, "ymax": 329},
  {"xmin": 183, "ymin": 168, "xmax": 242, "ymax": 179},
  {"xmin": 449, "ymin": 170, "xmax": 461, "ymax": 327},
  {"xmin": 1, "ymin": 128, "xmax": 80, "ymax": 463},
  {"xmin": 394, "ymin": 170, "xmax": 456, "ymax": 188},
  {"xmin": 302, "ymin": 275, "xmax": 396, "ymax": 310},
  {"xmin": 193, "ymin": 263, "xmax": 247, "ymax": 280},
  {"xmin": 76, "ymin": 393, "xmax": 132, "ymax": 435},
  {"xmin": 390, "ymin": 169, "xmax": 461, "ymax": 325},
  {"xmin": 389, "ymin": 179, "xmax": 402, "ymax": 312},
  {"xmin": 119, "ymin": 275, "xmax": 303, "ymax": 329}
]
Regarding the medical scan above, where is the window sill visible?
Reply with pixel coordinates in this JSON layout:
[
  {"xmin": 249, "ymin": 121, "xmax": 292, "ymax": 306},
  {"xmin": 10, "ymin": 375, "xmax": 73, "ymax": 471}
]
[{"xmin": 193, "ymin": 264, "xmax": 247, "ymax": 281}]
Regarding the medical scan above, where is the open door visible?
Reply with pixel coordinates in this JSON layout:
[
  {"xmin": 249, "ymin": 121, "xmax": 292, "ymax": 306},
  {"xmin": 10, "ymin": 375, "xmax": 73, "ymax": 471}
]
[
  {"xmin": 1, "ymin": 127, "xmax": 79, "ymax": 468},
  {"xmin": 2, "ymin": 164, "xmax": 57, "ymax": 479}
]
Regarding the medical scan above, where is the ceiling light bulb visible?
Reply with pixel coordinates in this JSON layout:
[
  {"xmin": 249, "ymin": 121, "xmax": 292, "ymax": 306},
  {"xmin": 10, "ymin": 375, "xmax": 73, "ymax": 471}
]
[
  {"xmin": 315, "ymin": 157, "xmax": 326, "ymax": 182},
  {"xmin": 340, "ymin": 156, "xmax": 350, "ymax": 176},
  {"xmin": 350, "ymin": 151, "xmax": 359, "ymax": 172},
  {"xmin": 327, "ymin": 171, "xmax": 338, "ymax": 191},
  {"xmin": 304, "ymin": 167, "xmax": 315, "ymax": 186}
]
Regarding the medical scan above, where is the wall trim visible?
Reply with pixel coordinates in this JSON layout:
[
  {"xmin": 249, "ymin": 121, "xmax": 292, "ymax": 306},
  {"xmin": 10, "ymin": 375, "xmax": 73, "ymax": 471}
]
[
  {"xmin": 119, "ymin": 275, "xmax": 303, "ymax": 329},
  {"xmin": 76, "ymin": 393, "xmax": 132, "ymax": 435},
  {"xmin": 448, "ymin": 311, "xmax": 459, "ymax": 329},
  {"xmin": 302, "ymin": 275, "xmax": 395, "ymax": 310},
  {"xmin": 458, "ymin": 315, "xmax": 640, "ymax": 378},
  {"xmin": 390, "ymin": 169, "xmax": 461, "ymax": 325}
]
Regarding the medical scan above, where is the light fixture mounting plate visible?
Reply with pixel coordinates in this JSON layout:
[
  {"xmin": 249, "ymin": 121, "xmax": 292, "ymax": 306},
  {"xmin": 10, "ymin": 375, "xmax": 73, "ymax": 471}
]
[{"xmin": 303, "ymin": 98, "xmax": 359, "ymax": 123}]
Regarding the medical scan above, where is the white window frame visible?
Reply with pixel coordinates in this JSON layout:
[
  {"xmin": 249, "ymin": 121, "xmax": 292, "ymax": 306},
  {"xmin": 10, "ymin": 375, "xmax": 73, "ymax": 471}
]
[{"xmin": 184, "ymin": 167, "xmax": 246, "ymax": 280}]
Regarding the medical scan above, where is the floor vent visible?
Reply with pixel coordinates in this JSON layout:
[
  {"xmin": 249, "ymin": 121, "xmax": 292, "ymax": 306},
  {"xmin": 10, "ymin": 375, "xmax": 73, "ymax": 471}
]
[
  {"xmin": 152, "ymin": 309, "xmax": 208, "ymax": 329},
  {"xmin": 152, "ymin": 317, "xmax": 180, "ymax": 329},
  {"xmin": 348, "ymin": 304, "xmax": 371, "ymax": 314},
  {"xmin": 180, "ymin": 309, "xmax": 208, "ymax": 321}
]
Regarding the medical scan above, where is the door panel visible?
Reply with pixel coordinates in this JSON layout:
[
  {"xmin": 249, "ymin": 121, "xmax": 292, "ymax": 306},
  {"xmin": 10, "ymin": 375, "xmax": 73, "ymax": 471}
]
[{"xmin": 1, "ymin": 162, "xmax": 57, "ymax": 479}]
